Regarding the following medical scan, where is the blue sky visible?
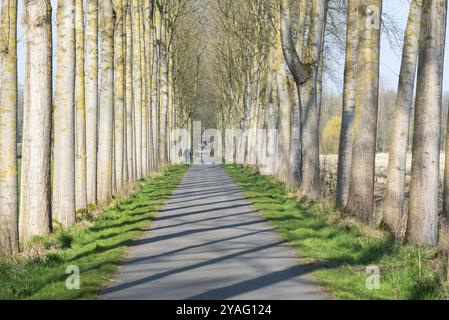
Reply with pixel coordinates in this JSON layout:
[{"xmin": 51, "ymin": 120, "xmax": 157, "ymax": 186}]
[{"xmin": 14, "ymin": 0, "xmax": 449, "ymax": 93}]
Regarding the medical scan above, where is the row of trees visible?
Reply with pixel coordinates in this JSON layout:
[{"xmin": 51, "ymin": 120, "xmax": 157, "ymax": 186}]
[
  {"xmin": 1, "ymin": 0, "xmax": 448, "ymax": 257},
  {"xmin": 0, "ymin": 0, "xmax": 190, "ymax": 257},
  {"xmin": 209, "ymin": 0, "xmax": 448, "ymax": 247}
]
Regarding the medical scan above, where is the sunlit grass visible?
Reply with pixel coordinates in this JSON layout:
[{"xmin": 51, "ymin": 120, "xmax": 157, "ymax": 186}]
[
  {"xmin": 0, "ymin": 165, "xmax": 187, "ymax": 300},
  {"xmin": 225, "ymin": 164, "xmax": 449, "ymax": 300}
]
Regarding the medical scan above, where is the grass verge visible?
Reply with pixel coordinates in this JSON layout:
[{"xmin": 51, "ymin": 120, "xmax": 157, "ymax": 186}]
[
  {"xmin": 0, "ymin": 165, "xmax": 187, "ymax": 300},
  {"xmin": 225, "ymin": 165, "xmax": 449, "ymax": 300}
]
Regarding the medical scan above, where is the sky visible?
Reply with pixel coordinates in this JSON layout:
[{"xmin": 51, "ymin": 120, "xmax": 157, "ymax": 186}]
[{"xmin": 13, "ymin": 0, "xmax": 449, "ymax": 93}]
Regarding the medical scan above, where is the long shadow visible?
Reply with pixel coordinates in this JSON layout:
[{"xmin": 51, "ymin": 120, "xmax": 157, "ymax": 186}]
[
  {"xmin": 154, "ymin": 203, "xmax": 252, "ymax": 221},
  {"xmin": 101, "ymin": 240, "xmax": 284, "ymax": 295},
  {"xmin": 132, "ymin": 218, "xmax": 265, "ymax": 246},
  {"xmin": 159, "ymin": 198, "xmax": 248, "ymax": 213},
  {"xmin": 186, "ymin": 263, "xmax": 324, "ymax": 300},
  {"xmin": 126, "ymin": 229, "xmax": 273, "ymax": 264},
  {"xmin": 167, "ymin": 188, "xmax": 241, "ymax": 200},
  {"xmin": 150, "ymin": 209, "xmax": 257, "ymax": 232},
  {"xmin": 166, "ymin": 190, "xmax": 243, "ymax": 205}
]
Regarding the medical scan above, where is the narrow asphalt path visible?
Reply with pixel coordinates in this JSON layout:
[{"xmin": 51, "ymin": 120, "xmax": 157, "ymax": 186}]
[{"xmin": 102, "ymin": 165, "xmax": 330, "ymax": 300}]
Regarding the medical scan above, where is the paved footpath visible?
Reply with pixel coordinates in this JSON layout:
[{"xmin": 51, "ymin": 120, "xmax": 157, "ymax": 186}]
[{"xmin": 102, "ymin": 165, "xmax": 330, "ymax": 300}]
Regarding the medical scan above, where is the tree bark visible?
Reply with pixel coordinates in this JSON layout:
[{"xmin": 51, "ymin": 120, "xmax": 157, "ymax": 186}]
[
  {"xmin": 131, "ymin": 0, "xmax": 142, "ymax": 179},
  {"xmin": 53, "ymin": 0, "xmax": 76, "ymax": 227},
  {"xmin": 276, "ymin": 59, "xmax": 291, "ymax": 182},
  {"xmin": 75, "ymin": 0, "xmax": 87, "ymax": 210},
  {"xmin": 114, "ymin": 0, "xmax": 125, "ymax": 190},
  {"xmin": 383, "ymin": 0, "xmax": 421, "ymax": 239},
  {"xmin": 19, "ymin": 0, "xmax": 52, "ymax": 241},
  {"xmin": 85, "ymin": 0, "xmax": 98, "ymax": 204},
  {"xmin": 298, "ymin": 0, "xmax": 327, "ymax": 198},
  {"xmin": 139, "ymin": 3, "xmax": 148, "ymax": 176},
  {"xmin": 409, "ymin": 0, "xmax": 447, "ymax": 246},
  {"xmin": 124, "ymin": 0, "xmax": 134, "ymax": 182},
  {"xmin": 97, "ymin": 0, "xmax": 114, "ymax": 202},
  {"xmin": 336, "ymin": 0, "xmax": 358, "ymax": 207},
  {"xmin": 280, "ymin": 0, "xmax": 327, "ymax": 197},
  {"xmin": 346, "ymin": 0, "xmax": 382, "ymax": 224},
  {"xmin": 144, "ymin": 0, "xmax": 154, "ymax": 172},
  {"xmin": 0, "ymin": 0, "xmax": 19, "ymax": 256}
]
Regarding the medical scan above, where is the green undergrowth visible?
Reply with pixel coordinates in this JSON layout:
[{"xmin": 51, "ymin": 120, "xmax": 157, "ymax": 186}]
[
  {"xmin": 225, "ymin": 165, "xmax": 449, "ymax": 300},
  {"xmin": 0, "ymin": 165, "xmax": 187, "ymax": 300}
]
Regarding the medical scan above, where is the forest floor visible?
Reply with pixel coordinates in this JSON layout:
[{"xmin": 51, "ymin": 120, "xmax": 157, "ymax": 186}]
[
  {"xmin": 0, "ymin": 165, "xmax": 187, "ymax": 299},
  {"xmin": 225, "ymin": 165, "xmax": 449, "ymax": 300}
]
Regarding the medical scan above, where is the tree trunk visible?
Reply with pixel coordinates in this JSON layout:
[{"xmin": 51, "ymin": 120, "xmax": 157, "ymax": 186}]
[
  {"xmin": 144, "ymin": 0, "xmax": 154, "ymax": 172},
  {"xmin": 131, "ymin": 0, "xmax": 142, "ymax": 179},
  {"xmin": 288, "ymin": 78, "xmax": 301, "ymax": 186},
  {"xmin": 19, "ymin": 0, "xmax": 52, "ymax": 241},
  {"xmin": 346, "ymin": 0, "xmax": 382, "ymax": 224},
  {"xmin": 53, "ymin": 0, "xmax": 76, "ymax": 227},
  {"xmin": 139, "ymin": 3, "xmax": 148, "ymax": 176},
  {"xmin": 288, "ymin": 0, "xmax": 307, "ymax": 186},
  {"xmin": 409, "ymin": 0, "xmax": 447, "ymax": 246},
  {"xmin": 336, "ymin": 0, "xmax": 358, "ymax": 207},
  {"xmin": 97, "ymin": 0, "xmax": 114, "ymax": 202},
  {"xmin": 85, "ymin": 0, "xmax": 98, "ymax": 205},
  {"xmin": 160, "ymin": 26, "xmax": 169, "ymax": 165},
  {"xmin": 298, "ymin": 0, "xmax": 327, "ymax": 198},
  {"xmin": 0, "ymin": 0, "xmax": 19, "ymax": 256},
  {"xmin": 114, "ymin": 0, "xmax": 125, "ymax": 190},
  {"xmin": 279, "ymin": 0, "xmax": 327, "ymax": 197},
  {"xmin": 383, "ymin": 0, "xmax": 421, "ymax": 239},
  {"xmin": 125, "ymin": 0, "xmax": 134, "ymax": 182},
  {"xmin": 75, "ymin": 0, "xmax": 87, "ymax": 211},
  {"xmin": 276, "ymin": 60, "xmax": 291, "ymax": 182},
  {"xmin": 152, "ymin": 8, "xmax": 161, "ymax": 167}
]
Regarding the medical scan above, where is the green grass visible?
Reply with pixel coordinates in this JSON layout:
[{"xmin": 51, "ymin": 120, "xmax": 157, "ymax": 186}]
[
  {"xmin": 0, "ymin": 165, "xmax": 187, "ymax": 300},
  {"xmin": 225, "ymin": 165, "xmax": 449, "ymax": 300}
]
